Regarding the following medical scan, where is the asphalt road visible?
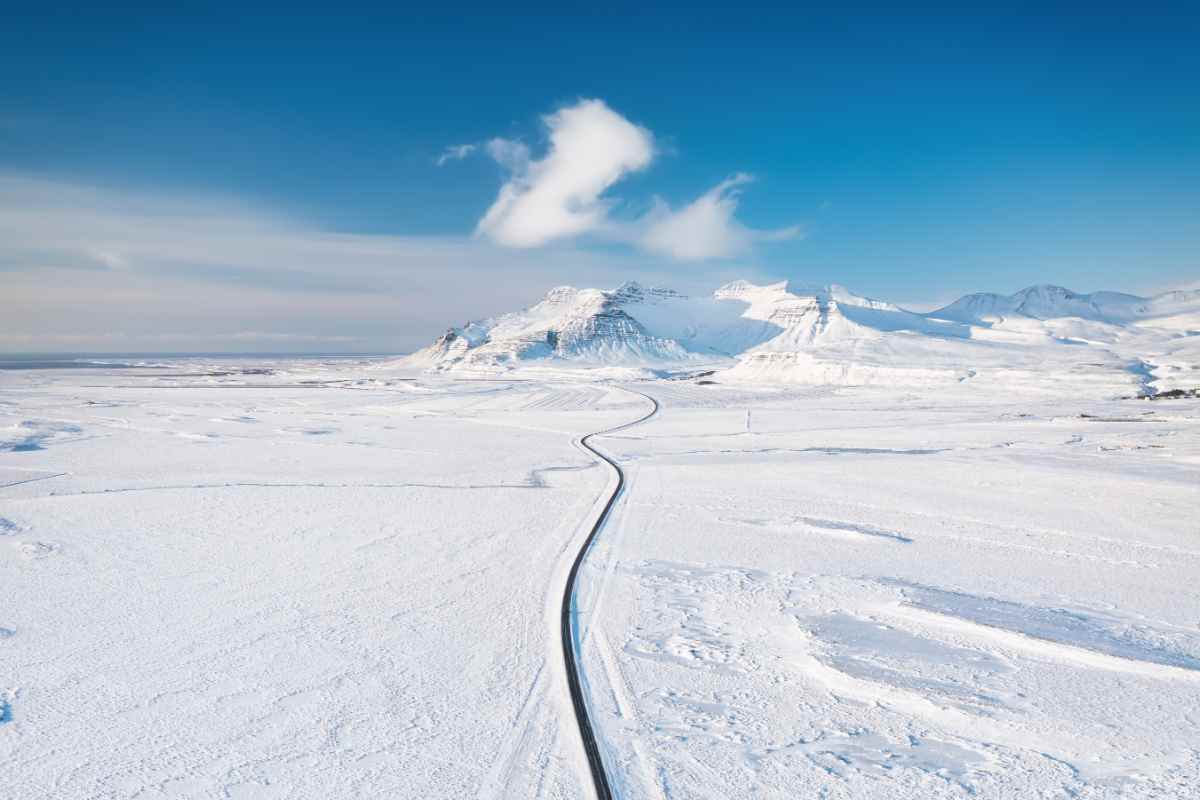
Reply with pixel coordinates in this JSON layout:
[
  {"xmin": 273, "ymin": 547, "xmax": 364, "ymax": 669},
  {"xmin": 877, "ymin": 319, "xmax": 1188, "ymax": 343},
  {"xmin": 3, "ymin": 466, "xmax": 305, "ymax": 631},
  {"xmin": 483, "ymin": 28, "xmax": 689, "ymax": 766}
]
[{"xmin": 560, "ymin": 388, "xmax": 659, "ymax": 800}]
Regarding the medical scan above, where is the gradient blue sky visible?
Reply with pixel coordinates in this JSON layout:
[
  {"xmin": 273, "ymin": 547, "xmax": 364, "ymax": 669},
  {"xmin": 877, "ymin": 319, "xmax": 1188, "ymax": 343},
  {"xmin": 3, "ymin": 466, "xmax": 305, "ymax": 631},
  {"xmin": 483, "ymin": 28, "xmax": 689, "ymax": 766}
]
[{"xmin": 2, "ymin": 3, "xmax": 1198, "ymax": 351}]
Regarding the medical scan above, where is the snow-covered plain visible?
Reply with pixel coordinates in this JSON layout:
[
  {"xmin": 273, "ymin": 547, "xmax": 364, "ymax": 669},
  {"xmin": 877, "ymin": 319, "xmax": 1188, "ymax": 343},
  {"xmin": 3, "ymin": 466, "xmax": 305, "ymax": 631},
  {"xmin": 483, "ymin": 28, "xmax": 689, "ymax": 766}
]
[
  {"xmin": 0, "ymin": 360, "xmax": 636, "ymax": 798},
  {"xmin": 576, "ymin": 380, "xmax": 1200, "ymax": 799},
  {"xmin": 2, "ymin": 355, "xmax": 1199, "ymax": 799}
]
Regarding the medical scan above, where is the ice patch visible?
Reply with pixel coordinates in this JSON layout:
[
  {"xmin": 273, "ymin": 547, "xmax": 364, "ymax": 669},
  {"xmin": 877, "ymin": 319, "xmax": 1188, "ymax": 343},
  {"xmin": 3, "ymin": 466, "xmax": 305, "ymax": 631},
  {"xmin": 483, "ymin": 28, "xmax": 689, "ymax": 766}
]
[
  {"xmin": 0, "ymin": 517, "xmax": 20, "ymax": 535},
  {"xmin": 0, "ymin": 420, "xmax": 83, "ymax": 451},
  {"xmin": 722, "ymin": 514, "xmax": 912, "ymax": 543},
  {"xmin": 207, "ymin": 415, "xmax": 260, "ymax": 426},
  {"xmin": 803, "ymin": 612, "xmax": 1012, "ymax": 711},
  {"xmin": 884, "ymin": 579, "xmax": 1200, "ymax": 672},
  {"xmin": 667, "ymin": 445, "xmax": 948, "ymax": 459},
  {"xmin": 802, "ymin": 517, "xmax": 913, "ymax": 542}
]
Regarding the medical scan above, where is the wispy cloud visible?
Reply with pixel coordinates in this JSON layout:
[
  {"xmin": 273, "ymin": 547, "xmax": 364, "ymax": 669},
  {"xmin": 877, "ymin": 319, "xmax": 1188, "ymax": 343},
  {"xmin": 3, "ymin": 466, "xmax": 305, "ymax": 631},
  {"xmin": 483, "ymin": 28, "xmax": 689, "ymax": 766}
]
[
  {"xmin": 0, "ymin": 174, "xmax": 755, "ymax": 352},
  {"xmin": 0, "ymin": 331, "xmax": 365, "ymax": 346},
  {"xmin": 640, "ymin": 173, "xmax": 803, "ymax": 260},
  {"xmin": 2, "ymin": 98, "xmax": 799, "ymax": 352},
  {"xmin": 435, "ymin": 143, "xmax": 477, "ymax": 166},
  {"xmin": 483, "ymin": 137, "xmax": 531, "ymax": 172}
]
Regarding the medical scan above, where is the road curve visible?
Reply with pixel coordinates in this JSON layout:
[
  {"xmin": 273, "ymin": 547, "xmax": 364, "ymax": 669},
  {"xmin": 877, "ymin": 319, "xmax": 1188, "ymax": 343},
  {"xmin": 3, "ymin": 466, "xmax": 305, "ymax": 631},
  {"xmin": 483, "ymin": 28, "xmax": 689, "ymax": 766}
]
[{"xmin": 561, "ymin": 388, "xmax": 659, "ymax": 800}]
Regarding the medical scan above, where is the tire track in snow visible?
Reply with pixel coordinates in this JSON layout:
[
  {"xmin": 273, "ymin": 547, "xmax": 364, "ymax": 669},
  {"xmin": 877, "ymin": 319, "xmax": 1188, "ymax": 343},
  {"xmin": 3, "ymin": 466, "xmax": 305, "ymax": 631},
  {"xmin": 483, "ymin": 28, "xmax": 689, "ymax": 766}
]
[{"xmin": 563, "ymin": 388, "xmax": 659, "ymax": 800}]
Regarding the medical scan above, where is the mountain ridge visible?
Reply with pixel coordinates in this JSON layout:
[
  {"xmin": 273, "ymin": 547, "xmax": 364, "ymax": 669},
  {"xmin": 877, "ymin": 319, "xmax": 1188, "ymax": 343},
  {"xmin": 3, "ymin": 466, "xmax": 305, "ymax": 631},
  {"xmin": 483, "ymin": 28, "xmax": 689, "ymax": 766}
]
[{"xmin": 402, "ymin": 279, "xmax": 1200, "ymax": 394}]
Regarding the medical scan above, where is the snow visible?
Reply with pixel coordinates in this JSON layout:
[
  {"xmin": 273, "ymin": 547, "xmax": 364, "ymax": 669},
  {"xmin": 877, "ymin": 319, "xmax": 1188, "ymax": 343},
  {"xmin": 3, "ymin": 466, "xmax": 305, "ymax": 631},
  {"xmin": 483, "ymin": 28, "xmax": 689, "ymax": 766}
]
[
  {"xmin": 575, "ymin": 380, "xmax": 1200, "ymax": 799},
  {"xmin": 403, "ymin": 279, "xmax": 1200, "ymax": 396},
  {"xmin": 0, "ymin": 365, "xmax": 639, "ymax": 798},
  {"xmin": 2, "ymin": 348, "xmax": 1198, "ymax": 798}
]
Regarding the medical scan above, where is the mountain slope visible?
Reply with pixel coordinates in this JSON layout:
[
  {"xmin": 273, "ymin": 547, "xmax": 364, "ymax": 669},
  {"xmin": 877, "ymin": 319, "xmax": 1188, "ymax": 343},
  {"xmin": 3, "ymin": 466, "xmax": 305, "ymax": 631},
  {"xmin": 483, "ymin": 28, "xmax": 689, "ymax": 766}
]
[
  {"xmin": 403, "ymin": 279, "xmax": 1200, "ymax": 394},
  {"xmin": 932, "ymin": 284, "xmax": 1200, "ymax": 329},
  {"xmin": 407, "ymin": 283, "xmax": 697, "ymax": 370}
]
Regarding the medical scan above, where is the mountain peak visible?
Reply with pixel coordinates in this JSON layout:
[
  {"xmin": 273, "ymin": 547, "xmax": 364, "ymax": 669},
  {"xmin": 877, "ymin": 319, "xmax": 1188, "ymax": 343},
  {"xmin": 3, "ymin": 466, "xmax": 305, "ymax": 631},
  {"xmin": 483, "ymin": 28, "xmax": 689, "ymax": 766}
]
[
  {"xmin": 1013, "ymin": 284, "xmax": 1076, "ymax": 300},
  {"xmin": 713, "ymin": 279, "xmax": 791, "ymax": 301},
  {"xmin": 540, "ymin": 285, "xmax": 581, "ymax": 305},
  {"xmin": 609, "ymin": 281, "xmax": 686, "ymax": 306},
  {"xmin": 609, "ymin": 281, "xmax": 646, "ymax": 304},
  {"xmin": 932, "ymin": 284, "xmax": 1160, "ymax": 323},
  {"xmin": 405, "ymin": 278, "xmax": 1199, "ymax": 391}
]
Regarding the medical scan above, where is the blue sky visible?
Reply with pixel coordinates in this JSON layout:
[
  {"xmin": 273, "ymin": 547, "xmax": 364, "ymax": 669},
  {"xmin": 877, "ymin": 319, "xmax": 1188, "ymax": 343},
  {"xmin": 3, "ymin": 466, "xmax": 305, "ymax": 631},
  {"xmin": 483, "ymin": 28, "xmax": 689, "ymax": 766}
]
[{"xmin": 2, "ymin": 4, "xmax": 1197, "ymax": 352}]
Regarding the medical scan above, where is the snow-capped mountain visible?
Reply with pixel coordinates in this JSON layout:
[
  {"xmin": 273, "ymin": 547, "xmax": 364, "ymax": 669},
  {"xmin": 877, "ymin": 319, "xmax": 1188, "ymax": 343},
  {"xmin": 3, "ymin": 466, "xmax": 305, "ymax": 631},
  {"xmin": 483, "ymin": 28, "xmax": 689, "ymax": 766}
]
[
  {"xmin": 404, "ymin": 279, "xmax": 1200, "ymax": 394},
  {"xmin": 408, "ymin": 282, "xmax": 698, "ymax": 370},
  {"xmin": 930, "ymin": 284, "xmax": 1197, "ymax": 325}
]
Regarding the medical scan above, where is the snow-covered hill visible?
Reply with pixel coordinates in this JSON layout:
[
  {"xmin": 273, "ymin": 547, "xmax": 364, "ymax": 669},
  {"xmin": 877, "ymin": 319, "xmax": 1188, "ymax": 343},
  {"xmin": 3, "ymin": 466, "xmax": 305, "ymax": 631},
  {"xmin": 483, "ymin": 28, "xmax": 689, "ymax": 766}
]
[
  {"xmin": 403, "ymin": 279, "xmax": 1200, "ymax": 394},
  {"xmin": 932, "ymin": 284, "xmax": 1200, "ymax": 327},
  {"xmin": 406, "ymin": 283, "xmax": 698, "ymax": 370}
]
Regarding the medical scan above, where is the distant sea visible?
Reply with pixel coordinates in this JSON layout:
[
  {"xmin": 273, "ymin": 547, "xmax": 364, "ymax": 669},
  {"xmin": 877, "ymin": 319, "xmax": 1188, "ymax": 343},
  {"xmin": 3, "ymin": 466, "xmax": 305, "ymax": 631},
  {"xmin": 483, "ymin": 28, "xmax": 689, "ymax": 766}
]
[{"xmin": 0, "ymin": 353, "xmax": 395, "ymax": 371}]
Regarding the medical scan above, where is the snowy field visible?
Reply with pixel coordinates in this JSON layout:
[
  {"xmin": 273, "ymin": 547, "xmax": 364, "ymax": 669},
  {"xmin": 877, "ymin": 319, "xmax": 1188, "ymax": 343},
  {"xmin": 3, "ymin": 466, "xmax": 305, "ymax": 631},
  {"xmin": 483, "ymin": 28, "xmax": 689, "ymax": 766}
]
[
  {"xmin": 577, "ymin": 381, "xmax": 1200, "ymax": 799},
  {"xmin": 2, "ymin": 357, "xmax": 1199, "ymax": 798}
]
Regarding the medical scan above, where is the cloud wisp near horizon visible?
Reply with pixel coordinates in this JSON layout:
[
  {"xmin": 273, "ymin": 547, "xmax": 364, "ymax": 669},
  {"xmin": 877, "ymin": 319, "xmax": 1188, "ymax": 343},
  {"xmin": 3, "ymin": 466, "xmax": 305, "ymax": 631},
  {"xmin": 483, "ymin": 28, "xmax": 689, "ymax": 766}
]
[
  {"xmin": 2, "ymin": 156, "xmax": 1195, "ymax": 354},
  {"xmin": 0, "ymin": 171, "xmax": 778, "ymax": 353},
  {"xmin": 1, "ymin": 98, "xmax": 807, "ymax": 353}
]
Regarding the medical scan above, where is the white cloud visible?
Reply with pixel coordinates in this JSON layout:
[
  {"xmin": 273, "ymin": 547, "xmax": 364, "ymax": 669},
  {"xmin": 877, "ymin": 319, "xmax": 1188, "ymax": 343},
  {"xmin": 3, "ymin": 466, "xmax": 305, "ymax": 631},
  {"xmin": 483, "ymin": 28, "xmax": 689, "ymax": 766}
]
[
  {"xmin": 476, "ymin": 99, "xmax": 655, "ymax": 247},
  {"xmin": 483, "ymin": 138, "xmax": 531, "ymax": 172},
  {"xmin": 0, "ymin": 331, "xmax": 365, "ymax": 346},
  {"xmin": 640, "ymin": 173, "xmax": 803, "ymax": 260},
  {"xmin": 471, "ymin": 99, "xmax": 799, "ymax": 260},
  {"xmin": 0, "ymin": 174, "xmax": 728, "ymax": 353},
  {"xmin": 435, "ymin": 143, "xmax": 477, "ymax": 166}
]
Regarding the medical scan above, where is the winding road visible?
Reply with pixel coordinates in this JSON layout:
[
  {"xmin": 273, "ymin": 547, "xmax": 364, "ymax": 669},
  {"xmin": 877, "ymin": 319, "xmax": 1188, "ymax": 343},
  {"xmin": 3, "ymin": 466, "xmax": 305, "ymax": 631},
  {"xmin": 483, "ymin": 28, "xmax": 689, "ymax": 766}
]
[{"xmin": 560, "ymin": 388, "xmax": 659, "ymax": 800}]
